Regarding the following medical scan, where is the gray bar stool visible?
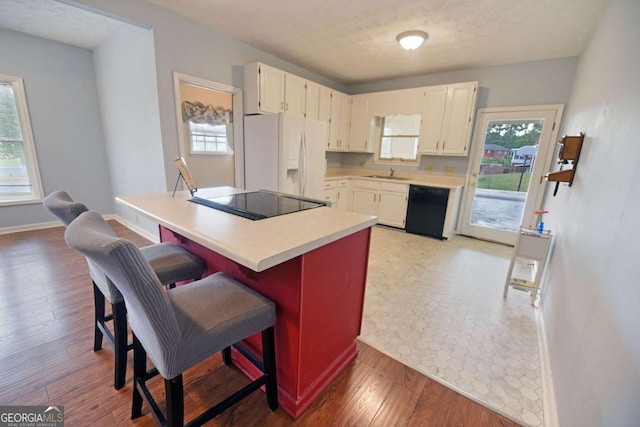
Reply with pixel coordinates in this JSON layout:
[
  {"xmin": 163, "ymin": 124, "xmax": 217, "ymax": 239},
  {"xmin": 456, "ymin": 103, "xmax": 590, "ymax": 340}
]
[
  {"xmin": 43, "ymin": 191, "xmax": 206, "ymax": 389},
  {"xmin": 65, "ymin": 211, "xmax": 278, "ymax": 426}
]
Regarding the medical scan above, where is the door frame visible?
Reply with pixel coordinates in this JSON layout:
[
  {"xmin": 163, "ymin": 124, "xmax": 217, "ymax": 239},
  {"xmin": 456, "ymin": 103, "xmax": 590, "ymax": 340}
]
[
  {"xmin": 458, "ymin": 104, "xmax": 564, "ymax": 245},
  {"xmin": 172, "ymin": 72, "xmax": 245, "ymax": 188}
]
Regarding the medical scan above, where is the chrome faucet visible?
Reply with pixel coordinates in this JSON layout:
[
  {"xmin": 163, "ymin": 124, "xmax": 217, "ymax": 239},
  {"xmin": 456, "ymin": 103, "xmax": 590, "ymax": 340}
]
[{"xmin": 389, "ymin": 168, "xmax": 396, "ymax": 177}]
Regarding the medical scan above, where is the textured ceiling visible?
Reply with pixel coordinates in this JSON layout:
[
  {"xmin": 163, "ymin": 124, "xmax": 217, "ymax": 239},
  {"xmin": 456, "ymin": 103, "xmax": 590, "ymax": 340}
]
[
  {"xmin": 145, "ymin": 0, "xmax": 609, "ymax": 84},
  {"xmin": 0, "ymin": 0, "xmax": 609, "ymax": 84},
  {"xmin": 0, "ymin": 0, "xmax": 125, "ymax": 50}
]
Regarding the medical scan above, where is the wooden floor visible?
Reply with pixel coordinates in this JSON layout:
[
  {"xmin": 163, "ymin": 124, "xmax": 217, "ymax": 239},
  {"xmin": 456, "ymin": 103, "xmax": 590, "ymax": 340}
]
[{"xmin": 0, "ymin": 221, "xmax": 520, "ymax": 426}]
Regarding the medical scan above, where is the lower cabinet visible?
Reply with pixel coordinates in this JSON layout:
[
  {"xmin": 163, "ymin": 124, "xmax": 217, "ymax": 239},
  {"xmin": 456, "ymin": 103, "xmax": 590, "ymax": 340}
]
[
  {"xmin": 323, "ymin": 179, "xmax": 351, "ymax": 210},
  {"xmin": 352, "ymin": 180, "xmax": 408, "ymax": 228}
]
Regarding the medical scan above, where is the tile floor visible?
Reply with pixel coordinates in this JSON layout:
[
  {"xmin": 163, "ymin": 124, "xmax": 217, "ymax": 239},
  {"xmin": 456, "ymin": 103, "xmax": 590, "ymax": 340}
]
[{"xmin": 360, "ymin": 226, "xmax": 543, "ymax": 426}]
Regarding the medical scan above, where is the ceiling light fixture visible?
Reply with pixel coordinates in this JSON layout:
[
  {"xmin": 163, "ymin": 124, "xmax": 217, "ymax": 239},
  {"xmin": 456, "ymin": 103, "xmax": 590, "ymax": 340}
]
[{"xmin": 396, "ymin": 30, "xmax": 428, "ymax": 51}]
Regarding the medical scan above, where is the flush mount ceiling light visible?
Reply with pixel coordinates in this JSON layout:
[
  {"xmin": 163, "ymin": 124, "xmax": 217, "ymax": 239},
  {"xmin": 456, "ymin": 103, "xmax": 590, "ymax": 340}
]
[{"xmin": 396, "ymin": 30, "xmax": 429, "ymax": 50}]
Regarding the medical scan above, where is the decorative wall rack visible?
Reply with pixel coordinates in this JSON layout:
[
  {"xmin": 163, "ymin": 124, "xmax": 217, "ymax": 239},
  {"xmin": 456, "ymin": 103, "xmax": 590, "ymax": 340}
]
[{"xmin": 546, "ymin": 132, "xmax": 585, "ymax": 196}]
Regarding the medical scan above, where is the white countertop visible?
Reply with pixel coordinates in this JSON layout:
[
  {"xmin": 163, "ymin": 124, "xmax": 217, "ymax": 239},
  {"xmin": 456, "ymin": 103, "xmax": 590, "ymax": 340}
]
[
  {"xmin": 324, "ymin": 169, "xmax": 465, "ymax": 190},
  {"xmin": 116, "ymin": 187, "xmax": 378, "ymax": 272}
]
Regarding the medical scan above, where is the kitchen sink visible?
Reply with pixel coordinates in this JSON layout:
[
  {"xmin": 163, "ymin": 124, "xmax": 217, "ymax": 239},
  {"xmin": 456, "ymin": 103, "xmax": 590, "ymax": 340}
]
[{"xmin": 365, "ymin": 175, "xmax": 410, "ymax": 180}]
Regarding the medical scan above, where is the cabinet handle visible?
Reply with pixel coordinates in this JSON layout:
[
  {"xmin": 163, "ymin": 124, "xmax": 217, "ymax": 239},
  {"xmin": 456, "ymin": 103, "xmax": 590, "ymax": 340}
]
[
  {"xmin": 436, "ymin": 141, "xmax": 439, "ymax": 150},
  {"xmin": 281, "ymin": 102, "xmax": 284, "ymax": 110}
]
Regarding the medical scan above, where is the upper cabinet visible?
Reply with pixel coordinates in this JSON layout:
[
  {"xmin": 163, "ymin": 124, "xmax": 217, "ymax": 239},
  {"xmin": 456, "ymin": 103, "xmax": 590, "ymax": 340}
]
[
  {"xmin": 419, "ymin": 82, "xmax": 478, "ymax": 156},
  {"xmin": 244, "ymin": 62, "xmax": 477, "ymax": 157},
  {"xmin": 305, "ymin": 81, "xmax": 320, "ymax": 120},
  {"xmin": 244, "ymin": 62, "xmax": 285, "ymax": 114},
  {"xmin": 418, "ymin": 85, "xmax": 448, "ymax": 154},
  {"xmin": 244, "ymin": 62, "xmax": 317, "ymax": 118},
  {"xmin": 349, "ymin": 96, "xmax": 372, "ymax": 152},
  {"xmin": 325, "ymin": 89, "xmax": 351, "ymax": 151},
  {"xmin": 284, "ymin": 73, "xmax": 306, "ymax": 116}
]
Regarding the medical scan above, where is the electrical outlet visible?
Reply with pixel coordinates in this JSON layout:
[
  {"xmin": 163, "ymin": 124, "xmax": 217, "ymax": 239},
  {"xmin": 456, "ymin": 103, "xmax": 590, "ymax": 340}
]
[
  {"xmin": 425, "ymin": 165, "xmax": 433, "ymax": 173},
  {"xmin": 444, "ymin": 166, "xmax": 456, "ymax": 175},
  {"xmin": 359, "ymin": 161, "xmax": 365, "ymax": 167}
]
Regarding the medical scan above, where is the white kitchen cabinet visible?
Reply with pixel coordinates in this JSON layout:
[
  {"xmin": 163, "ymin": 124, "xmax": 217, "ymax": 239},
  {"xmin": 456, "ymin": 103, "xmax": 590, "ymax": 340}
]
[
  {"xmin": 244, "ymin": 62, "xmax": 285, "ymax": 114},
  {"xmin": 418, "ymin": 81, "xmax": 477, "ymax": 156},
  {"xmin": 352, "ymin": 180, "xmax": 408, "ymax": 228},
  {"xmin": 335, "ymin": 179, "xmax": 351, "ymax": 210},
  {"xmin": 338, "ymin": 93, "xmax": 352, "ymax": 150},
  {"xmin": 440, "ymin": 82, "xmax": 478, "ymax": 155},
  {"xmin": 324, "ymin": 89, "xmax": 351, "ymax": 151},
  {"xmin": 349, "ymin": 96, "xmax": 372, "ymax": 152},
  {"xmin": 305, "ymin": 81, "xmax": 320, "ymax": 120},
  {"xmin": 284, "ymin": 73, "xmax": 306, "ymax": 116},
  {"xmin": 418, "ymin": 85, "xmax": 448, "ymax": 154},
  {"xmin": 352, "ymin": 186, "xmax": 378, "ymax": 216},
  {"xmin": 323, "ymin": 180, "xmax": 337, "ymax": 206},
  {"xmin": 324, "ymin": 179, "xmax": 351, "ymax": 210},
  {"xmin": 318, "ymin": 86, "xmax": 333, "ymax": 146},
  {"xmin": 378, "ymin": 188, "xmax": 408, "ymax": 228}
]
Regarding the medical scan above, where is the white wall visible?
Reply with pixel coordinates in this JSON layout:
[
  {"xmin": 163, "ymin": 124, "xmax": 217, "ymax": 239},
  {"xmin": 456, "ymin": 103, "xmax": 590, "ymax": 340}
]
[
  {"xmin": 71, "ymin": 0, "xmax": 348, "ymax": 194},
  {"xmin": 0, "ymin": 29, "xmax": 112, "ymax": 228},
  {"xmin": 543, "ymin": 0, "xmax": 640, "ymax": 425},
  {"xmin": 93, "ymin": 24, "xmax": 166, "ymax": 227}
]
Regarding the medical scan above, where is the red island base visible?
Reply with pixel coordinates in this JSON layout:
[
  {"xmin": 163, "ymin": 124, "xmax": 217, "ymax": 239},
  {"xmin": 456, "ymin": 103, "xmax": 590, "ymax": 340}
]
[{"xmin": 160, "ymin": 225, "xmax": 372, "ymax": 419}]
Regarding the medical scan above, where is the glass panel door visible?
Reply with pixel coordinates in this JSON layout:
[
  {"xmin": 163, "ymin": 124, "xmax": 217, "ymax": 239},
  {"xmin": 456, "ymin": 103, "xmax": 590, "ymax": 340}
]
[{"xmin": 460, "ymin": 106, "xmax": 563, "ymax": 245}]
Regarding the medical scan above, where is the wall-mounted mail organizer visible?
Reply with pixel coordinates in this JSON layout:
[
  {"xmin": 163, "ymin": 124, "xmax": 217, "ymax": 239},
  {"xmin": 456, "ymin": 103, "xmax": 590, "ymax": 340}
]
[{"xmin": 546, "ymin": 132, "xmax": 585, "ymax": 196}]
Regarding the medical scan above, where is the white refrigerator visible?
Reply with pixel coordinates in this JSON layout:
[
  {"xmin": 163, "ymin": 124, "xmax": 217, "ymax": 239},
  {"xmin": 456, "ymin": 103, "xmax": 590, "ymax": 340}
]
[{"xmin": 244, "ymin": 113, "xmax": 327, "ymax": 200}]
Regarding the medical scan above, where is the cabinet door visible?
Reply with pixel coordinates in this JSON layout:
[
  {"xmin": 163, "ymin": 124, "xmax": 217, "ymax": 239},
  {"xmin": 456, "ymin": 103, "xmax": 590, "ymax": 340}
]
[
  {"xmin": 440, "ymin": 82, "xmax": 477, "ymax": 155},
  {"xmin": 338, "ymin": 93, "xmax": 351, "ymax": 149},
  {"xmin": 336, "ymin": 187, "xmax": 351, "ymax": 211},
  {"xmin": 418, "ymin": 85, "xmax": 447, "ymax": 154},
  {"xmin": 318, "ymin": 86, "xmax": 332, "ymax": 147},
  {"xmin": 352, "ymin": 188, "xmax": 378, "ymax": 216},
  {"xmin": 259, "ymin": 64, "xmax": 285, "ymax": 113},
  {"xmin": 378, "ymin": 191, "xmax": 408, "ymax": 228},
  {"xmin": 349, "ymin": 96, "xmax": 370, "ymax": 152},
  {"xmin": 328, "ymin": 91, "xmax": 342, "ymax": 151},
  {"xmin": 323, "ymin": 188, "xmax": 337, "ymax": 207},
  {"xmin": 285, "ymin": 73, "xmax": 306, "ymax": 117},
  {"xmin": 305, "ymin": 81, "xmax": 320, "ymax": 120}
]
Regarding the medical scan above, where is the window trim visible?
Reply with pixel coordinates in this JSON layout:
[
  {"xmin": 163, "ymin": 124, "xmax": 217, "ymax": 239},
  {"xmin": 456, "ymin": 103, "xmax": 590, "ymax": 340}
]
[
  {"xmin": 188, "ymin": 121, "xmax": 234, "ymax": 156},
  {"xmin": 374, "ymin": 113, "xmax": 421, "ymax": 166},
  {"xmin": 0, "ymin": 75, "xmax": 44, "ymax": 206}
]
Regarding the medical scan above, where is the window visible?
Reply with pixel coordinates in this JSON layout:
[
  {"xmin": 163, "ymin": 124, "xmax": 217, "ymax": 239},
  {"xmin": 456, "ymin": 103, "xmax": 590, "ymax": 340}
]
[
  {"xmin": 0, "ymin": 75, "xmax": 43, "ymax": 205},
  {"xmin": 379, "ymin": 114, "xmax": 421, "ymax": 161},
  {"xmin": 189, "ymin": 121, "xmax": 232, "ymax": 154}
]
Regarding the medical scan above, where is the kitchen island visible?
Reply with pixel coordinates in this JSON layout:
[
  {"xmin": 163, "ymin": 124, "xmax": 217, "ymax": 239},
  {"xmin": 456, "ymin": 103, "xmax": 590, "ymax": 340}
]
[{"xmin": 116, "ymin": 187, "xmax": 377, "ymax": 418}]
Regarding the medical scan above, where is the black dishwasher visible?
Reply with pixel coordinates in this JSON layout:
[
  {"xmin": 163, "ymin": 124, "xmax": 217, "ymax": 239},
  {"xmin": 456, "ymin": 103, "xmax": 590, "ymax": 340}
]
[{"xmin": 405, "ymin": 185, "xmax": 449, "ymax": 240}]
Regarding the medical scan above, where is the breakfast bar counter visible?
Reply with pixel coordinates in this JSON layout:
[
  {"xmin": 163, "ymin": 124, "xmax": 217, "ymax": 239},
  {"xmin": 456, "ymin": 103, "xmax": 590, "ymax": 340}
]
[{"xmin": 116, "ymin": 187, "xmax": 377, "ymax": 418}]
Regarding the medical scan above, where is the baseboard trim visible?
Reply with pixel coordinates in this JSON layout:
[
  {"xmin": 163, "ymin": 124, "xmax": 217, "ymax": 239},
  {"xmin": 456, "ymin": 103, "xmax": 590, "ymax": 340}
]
[
  {"xmin": 0, "ymin": 220, "xmax": 62, "ymax": 235},
  {"xmin": 536, "ymin": 308, "xmax": 559, "ymax": 427},
  {"xmin": 111, "ymin": 215, "xmax": 159, "ymax": 243},
  {"xmin": 0, "ymin": 215, "xmax": 159, "ymax": 244}
]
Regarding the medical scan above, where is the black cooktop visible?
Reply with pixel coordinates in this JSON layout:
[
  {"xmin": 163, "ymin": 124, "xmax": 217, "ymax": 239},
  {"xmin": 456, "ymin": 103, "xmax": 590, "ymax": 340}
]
[{"xmin": 191, "ymin": 190, "xmax": 326, "ymax": 220}]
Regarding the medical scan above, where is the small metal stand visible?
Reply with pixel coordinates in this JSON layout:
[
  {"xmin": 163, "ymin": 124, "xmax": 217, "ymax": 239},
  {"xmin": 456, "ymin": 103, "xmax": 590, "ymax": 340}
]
[{"xmin": 172, "ymin": 172, "xmax": 197, "ymax": 197}]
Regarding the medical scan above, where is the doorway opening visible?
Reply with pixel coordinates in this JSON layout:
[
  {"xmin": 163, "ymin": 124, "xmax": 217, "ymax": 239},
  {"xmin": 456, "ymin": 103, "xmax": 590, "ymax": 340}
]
[
  {"xmin": 173, "ymin": 73, "xmax": 244, "ymax": 189},
  {"xmin": 459, "ymin": 105, "xmax": 564, "ymax": 245}
]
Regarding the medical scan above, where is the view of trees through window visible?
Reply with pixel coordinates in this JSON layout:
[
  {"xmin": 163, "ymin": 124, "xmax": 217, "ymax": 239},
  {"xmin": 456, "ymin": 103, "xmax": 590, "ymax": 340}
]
[{"xmin": 478, "ymin": 120, "xmax": 543, "ymax": 192}]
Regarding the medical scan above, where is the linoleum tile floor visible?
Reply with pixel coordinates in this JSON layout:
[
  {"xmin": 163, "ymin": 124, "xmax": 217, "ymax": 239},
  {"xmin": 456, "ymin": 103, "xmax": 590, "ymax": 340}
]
[{"xmin": 360, "ymin": 226, "xmax": 543, "ymax": 427}]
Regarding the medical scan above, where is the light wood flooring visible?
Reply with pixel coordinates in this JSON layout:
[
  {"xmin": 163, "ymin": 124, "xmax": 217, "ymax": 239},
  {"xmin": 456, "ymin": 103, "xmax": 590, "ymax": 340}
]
[{"xmin": 0, "ymin": 221, "xmax": 520, "ymax": 426}]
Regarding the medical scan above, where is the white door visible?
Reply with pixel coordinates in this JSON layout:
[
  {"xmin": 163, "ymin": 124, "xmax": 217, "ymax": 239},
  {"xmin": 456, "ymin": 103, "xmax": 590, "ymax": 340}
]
[{"xmin": 459, "ymin": 105, "xmax": 564, "ymax": 245}]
